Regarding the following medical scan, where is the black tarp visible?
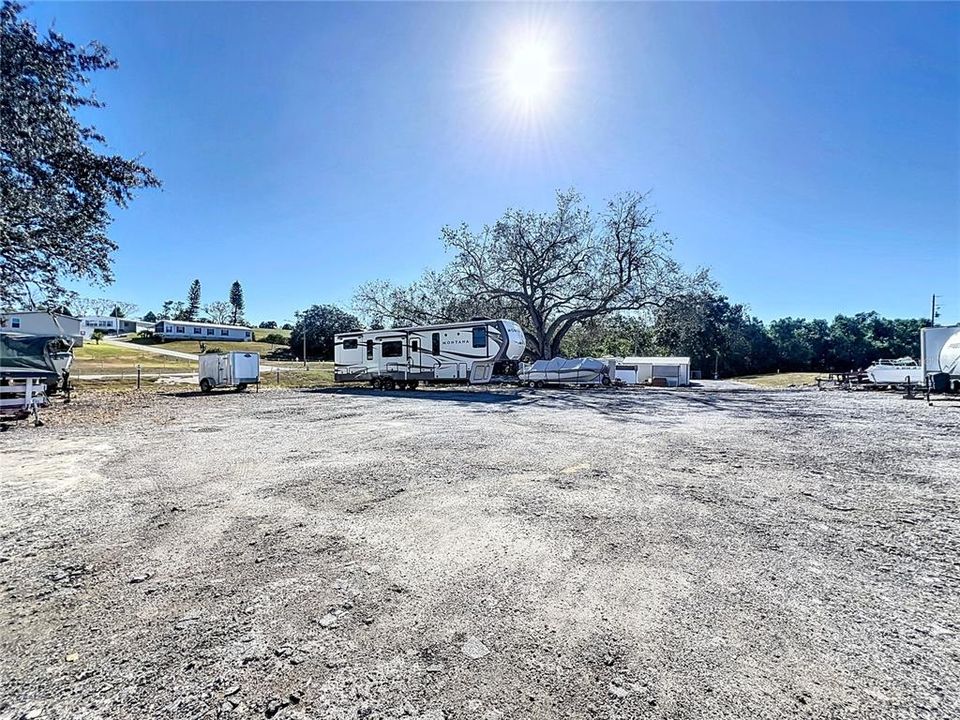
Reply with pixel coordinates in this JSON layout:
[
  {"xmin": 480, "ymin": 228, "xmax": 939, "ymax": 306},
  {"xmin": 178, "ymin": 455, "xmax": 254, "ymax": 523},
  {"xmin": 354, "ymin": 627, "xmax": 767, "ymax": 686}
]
[{"xmin": 0, "ymin": 333, "xmax": 62, "ymax": 381}]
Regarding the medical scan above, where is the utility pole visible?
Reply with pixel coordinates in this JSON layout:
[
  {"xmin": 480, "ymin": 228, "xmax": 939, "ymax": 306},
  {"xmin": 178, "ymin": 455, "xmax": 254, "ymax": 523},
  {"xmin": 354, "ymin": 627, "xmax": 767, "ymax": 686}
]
[
  {"xmin": 931, "ymin": 294, "xmax": 939, "ymax": 326},
  {"xmin": 303, "ymin": 326, "xmax": 307, "ymax": 369}
]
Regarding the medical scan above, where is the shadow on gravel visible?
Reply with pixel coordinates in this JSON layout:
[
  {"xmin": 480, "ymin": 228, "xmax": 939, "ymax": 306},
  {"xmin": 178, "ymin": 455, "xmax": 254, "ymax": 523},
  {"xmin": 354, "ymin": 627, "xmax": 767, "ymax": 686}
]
[
  {"xmin": 305, "ymin": 384, "xmax": 829, "ymax": 423},
  {"xmin": 164, "ymin": 390, "xmax": 251, "ymax": 399},
  {"xmin": 308, "ymin": 386, "xmax": 532, "ymax": 406}
]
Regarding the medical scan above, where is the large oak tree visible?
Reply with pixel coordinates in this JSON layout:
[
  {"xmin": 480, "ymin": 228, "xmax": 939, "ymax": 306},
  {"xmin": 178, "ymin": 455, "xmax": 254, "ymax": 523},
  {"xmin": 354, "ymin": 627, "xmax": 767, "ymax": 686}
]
[
  {"xmin": 0, "ymin": 1, "xmax": 160, "ymax": 309},
  {"xmin": 355, "ymin": 190, "xmax": 706, "ymax": 358}
]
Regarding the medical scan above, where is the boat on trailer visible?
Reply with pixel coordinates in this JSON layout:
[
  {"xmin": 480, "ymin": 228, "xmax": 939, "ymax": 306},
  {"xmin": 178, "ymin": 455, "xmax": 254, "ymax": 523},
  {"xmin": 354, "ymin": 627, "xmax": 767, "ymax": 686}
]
[
  {"xmin": 865, "ymin": 357, "xmax": 922, "ymax": 386},
  {"xmin": 517, "ymin": 357, "xmax": 614, "ymax": 388}
]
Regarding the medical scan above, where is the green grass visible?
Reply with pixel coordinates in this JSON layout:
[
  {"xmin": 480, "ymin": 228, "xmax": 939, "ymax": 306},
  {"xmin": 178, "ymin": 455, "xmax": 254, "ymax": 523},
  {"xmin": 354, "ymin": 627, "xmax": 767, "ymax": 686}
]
[
  {"xmin": 257, "ymin": 362, "xmax": 335, "ymax": 389},
  {"xmin": 733, "ymin": 372, "xmax": 821, "ymax": 388},
  {"xmin": 72, "ymin": 341, "xmax": 195, "ymax": 374},
  {"xmin": 253, "ymin": 327, "xmax": 292, "ymax": 340},
  {"xmin": 122, "ymin": 337, "xmax": 288, "ymax": 355}
]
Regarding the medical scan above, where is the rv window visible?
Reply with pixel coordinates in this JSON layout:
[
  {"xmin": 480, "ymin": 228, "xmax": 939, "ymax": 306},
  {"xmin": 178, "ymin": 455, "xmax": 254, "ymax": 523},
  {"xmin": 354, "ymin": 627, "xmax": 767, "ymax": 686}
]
[
  {"xmin": 472, "ymin": 326, "xmax": 487, "ymax": 348},
  {"xmin": 411, "ymin": 339, "xmax": 419, "ymax": 352},
  {"xmin": 343, "ymin": 339, "xmax": 358, "ymax": 350},
  {"xmin": 11, "ymin": 318, "xmax": 20, "ymax": 328},
  {"xmin": 221, "ymin": 329, "xmax": 229, "ymax": 336},
  {"xmin": 431, "ymin": 332, "xmax": 440, "ymax": 355},
  {"xmin": 382, "ymin": 340, "xmax": 403, "ymax": 358},
  {"xmin": 207, "ymin": 328, "xmax": 215, "ymax": 335},
  {"xmin": 166, "ymin": 325, "xmax": 172, "ymax": 332},
  {"xmin": 176, "ymin": 326, "xmax": 184, "ymax": 333},
  {"xmin": 366, "ymin": 340, "xmax": 374, "ymax": 360},
  {"xmin": 194, "ymin": 327, "xmax": 201, "ymax": 334}
]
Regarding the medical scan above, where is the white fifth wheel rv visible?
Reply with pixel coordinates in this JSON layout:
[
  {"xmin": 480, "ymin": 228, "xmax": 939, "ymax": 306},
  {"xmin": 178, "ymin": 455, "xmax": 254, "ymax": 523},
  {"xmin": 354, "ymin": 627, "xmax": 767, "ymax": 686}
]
[
  {"xmin": 921, "ymin": 325, "xmax": 960, "ymax": 392},
  {"xmin": 334, "ymin": 319, "xmax": 526, "ymax": 388}
]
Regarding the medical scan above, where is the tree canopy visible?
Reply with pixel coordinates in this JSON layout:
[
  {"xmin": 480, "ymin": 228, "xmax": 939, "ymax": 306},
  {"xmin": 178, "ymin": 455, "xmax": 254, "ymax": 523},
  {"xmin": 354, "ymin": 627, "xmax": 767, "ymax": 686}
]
[
  {"xmin": 229, "ymin": 281, "xmax": 245, "ymax": 324},
  {"xmin": 186, "ymin": 280, "xmax": 201, "ymax": 321},
  {"xmin": 290, "ymin": 305, "xmax": 360, "ymax": 361},
  {"xmin": 204, "ymin": 300, "xmax": 232, "ymax": 324},
  {"xmin": 561, "ymin": 297, "xmax": 930, "ymax": 376},
  {"xmin": 355, "ymin": 190, "xmax": 705, "ymax": 358},
  {"xmin": 0, "ymin": 1, "xmax": 160, "ymax": 308}
]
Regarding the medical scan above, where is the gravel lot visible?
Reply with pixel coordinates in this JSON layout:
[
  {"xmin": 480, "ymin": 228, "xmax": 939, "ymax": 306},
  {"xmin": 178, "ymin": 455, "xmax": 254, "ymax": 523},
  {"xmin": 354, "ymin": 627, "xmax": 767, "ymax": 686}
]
[{"xmin": 1, "ymin": 384, "xmax": 958, "ymax": 720}]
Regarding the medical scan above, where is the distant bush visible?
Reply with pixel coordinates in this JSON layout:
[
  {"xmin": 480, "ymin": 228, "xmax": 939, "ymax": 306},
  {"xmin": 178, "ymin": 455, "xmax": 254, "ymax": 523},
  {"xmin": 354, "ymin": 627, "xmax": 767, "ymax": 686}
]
[
  {"xmin": 137, "ymin": 330, "xmax": 153, "ymax": 339},
  {"xmin": 258, "ymin": 320, "xmax": 278, "ymax": 329},
  {"xmin": 281, "ymin": 323, "xmax": 293, "ymax": 331},
  {"xmin": 261, "ymin": 333, "xmax": 287, "ymax": 345},
  {"xmin": 91, "ymin": 329, "xmax": 105, "ymax": 344}
]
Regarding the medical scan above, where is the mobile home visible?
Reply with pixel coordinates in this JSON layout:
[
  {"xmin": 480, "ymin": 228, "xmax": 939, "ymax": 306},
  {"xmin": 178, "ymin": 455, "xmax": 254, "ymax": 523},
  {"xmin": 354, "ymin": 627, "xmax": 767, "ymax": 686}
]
[
  {"xmin": 334, "ymin": 319, "xmax": 527, "ymax": 388},
  {"xmin": 154, "ymin": 320, "xmax": 252, "ymax": 342},
  {"xmin": 80, "ymin": 316, "xmax": 154, "ymax": 339},
  {"xmin": 0, "ymin": 311, "xmax": 83, "ymax": 346}
]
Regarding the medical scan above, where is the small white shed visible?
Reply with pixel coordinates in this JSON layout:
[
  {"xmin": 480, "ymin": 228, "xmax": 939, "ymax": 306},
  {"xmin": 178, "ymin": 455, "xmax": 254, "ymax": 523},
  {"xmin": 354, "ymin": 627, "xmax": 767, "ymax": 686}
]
[{"xmin": 616, "ymin": 356, "xmax": 691, "ymax": 387}]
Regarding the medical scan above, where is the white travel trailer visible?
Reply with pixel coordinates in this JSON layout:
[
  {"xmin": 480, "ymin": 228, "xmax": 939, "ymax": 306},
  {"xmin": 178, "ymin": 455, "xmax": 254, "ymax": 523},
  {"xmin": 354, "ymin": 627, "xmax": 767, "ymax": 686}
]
[
  {"xmin": 921, "ymin": 325, "xmax": 960, "ymax": 391},
  {"xmin": 334, "ymin": 319, "xmax": 526, "ymax": 388}
]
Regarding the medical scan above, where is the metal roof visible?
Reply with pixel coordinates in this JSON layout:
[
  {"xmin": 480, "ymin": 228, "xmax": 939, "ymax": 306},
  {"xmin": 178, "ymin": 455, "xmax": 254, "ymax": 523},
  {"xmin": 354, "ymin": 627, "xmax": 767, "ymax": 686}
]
[{"xmin": 620, "ymin": 356, "xmax": 691, "ymax": 365}]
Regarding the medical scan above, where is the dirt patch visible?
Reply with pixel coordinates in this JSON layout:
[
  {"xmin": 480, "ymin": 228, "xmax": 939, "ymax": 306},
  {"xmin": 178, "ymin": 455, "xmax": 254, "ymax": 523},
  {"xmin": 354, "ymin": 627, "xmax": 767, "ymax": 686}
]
[{"xmin": 0, "ymin": 385, "xmax": 958, "ymax": 719}]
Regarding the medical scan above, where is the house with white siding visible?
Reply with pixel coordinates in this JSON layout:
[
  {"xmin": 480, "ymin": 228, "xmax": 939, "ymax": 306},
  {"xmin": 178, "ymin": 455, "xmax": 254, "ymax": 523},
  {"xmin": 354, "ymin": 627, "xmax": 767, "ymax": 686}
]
[
  {"xmin": 0, "ymin": 311, "xmax": 84, "ymax": 345},
  {"xmin": 154, "ymin": 320, "xmax": 252, "ymax": 342},
  {"xmin": 80, "ymin": 316, "xmax": 154, "ymax": 338}
]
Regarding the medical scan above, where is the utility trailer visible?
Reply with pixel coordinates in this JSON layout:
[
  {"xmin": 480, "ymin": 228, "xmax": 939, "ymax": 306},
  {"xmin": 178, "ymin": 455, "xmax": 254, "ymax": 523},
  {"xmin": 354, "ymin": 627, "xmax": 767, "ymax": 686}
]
[
  {"xmin": 0, "ymin": 377, "xmax": 48, "ymax": 425},
  {"xmin": 199, "ymin": 351, "xmax": 260, "ymax": 393}
]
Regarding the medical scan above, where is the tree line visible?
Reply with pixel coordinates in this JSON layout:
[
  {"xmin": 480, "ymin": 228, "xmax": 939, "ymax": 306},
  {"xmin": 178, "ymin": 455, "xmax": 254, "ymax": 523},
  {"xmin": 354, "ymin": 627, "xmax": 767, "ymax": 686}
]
[
  {"xmin": 560, "ymin": 297, "xmax": 928, "ymax": 376},
  {"xmin": 146, "ymin": 279, "xmax": 246, "ymax": 325}
]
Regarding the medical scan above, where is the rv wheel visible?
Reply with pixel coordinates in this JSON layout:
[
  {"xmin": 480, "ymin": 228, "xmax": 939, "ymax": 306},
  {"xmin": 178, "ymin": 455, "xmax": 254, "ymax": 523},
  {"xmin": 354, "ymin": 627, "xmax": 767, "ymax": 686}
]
[
  {"xmin": 200, "ymin": 378, "xmax": 212, "ymax": 393},
  {"xmin": 534, "ymin": 380, "xmax": 545, "ymax": 389},
  {"xmin": 407, "ymin": 381, "xmax": 419, "ymax": 390},
  {"xmin": 236, "ymin": 383, "xmax": 248, "ymax": 392},
  {"xmin": 396, "ymin": 381, "xmax": 407, "ymax": 390},
  {"xmin": 383, "ymin": 378, "xmax": 396, "ymax": 391},
  {"xmin": 601, "ymin": 376, "xmax": 611, "ymax": 386},
  {"xmin": 371, "ymin": 378, "xmax": 383, "ymax": 390}
]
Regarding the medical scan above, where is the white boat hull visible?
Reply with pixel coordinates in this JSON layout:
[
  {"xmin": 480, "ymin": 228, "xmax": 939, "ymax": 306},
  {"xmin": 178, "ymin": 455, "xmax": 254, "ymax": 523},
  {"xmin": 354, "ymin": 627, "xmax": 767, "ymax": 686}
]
[{"xmin": 867, "ymin": 367, "xmax": 922, "ymax": 385}]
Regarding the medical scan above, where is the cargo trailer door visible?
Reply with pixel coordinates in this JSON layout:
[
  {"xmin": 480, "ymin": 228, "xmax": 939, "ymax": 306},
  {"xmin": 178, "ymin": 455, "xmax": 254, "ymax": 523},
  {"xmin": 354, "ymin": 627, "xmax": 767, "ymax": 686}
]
[{"xmin": 231, "ymin": 352, "xmax": 260, "ymax": 383}]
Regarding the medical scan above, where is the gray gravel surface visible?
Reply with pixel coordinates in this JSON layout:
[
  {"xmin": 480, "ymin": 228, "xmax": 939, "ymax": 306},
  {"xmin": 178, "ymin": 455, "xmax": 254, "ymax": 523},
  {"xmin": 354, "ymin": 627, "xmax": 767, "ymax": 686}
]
[{"xmin": 1, "ymin": 385, "xmax": 958, "ymax": 720}]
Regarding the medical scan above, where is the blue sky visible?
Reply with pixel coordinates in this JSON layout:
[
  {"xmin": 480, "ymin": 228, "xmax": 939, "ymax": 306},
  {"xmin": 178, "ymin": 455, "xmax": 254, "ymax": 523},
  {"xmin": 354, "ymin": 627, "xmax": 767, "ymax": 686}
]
[{"xmin": 25, "ymin": 1, "xmax": 960, "ymax": 324}]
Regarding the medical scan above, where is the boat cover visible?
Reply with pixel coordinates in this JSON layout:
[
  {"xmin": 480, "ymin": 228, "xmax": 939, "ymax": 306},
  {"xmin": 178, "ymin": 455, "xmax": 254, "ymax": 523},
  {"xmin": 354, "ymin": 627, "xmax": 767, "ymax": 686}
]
[
  {"xmin": 524, "ymin": 357, "xmax": 607, "ymax": 374},
  {"xmin": 0, "ymin": 334, "xmax": 63, "ymax": 382}
]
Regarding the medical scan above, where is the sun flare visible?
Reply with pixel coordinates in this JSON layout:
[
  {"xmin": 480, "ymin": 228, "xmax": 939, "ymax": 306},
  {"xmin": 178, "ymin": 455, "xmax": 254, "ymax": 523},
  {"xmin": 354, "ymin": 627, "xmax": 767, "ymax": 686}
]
[{"xmin": 503, "ymin": 38, "xmax": 557, "ymax": 109}]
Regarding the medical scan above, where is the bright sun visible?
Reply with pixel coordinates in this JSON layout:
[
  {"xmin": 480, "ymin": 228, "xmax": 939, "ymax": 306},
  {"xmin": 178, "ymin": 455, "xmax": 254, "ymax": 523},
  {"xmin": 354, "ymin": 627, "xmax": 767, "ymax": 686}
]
[{"xmin": 504, "ymin": 39, "xmax": 557, "ymax": 109}]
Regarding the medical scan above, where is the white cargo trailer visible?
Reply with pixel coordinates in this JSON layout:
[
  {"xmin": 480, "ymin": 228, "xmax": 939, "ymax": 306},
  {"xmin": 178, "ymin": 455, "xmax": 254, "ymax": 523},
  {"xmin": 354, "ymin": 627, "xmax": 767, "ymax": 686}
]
[{"xmin": 199, "ymin": 351, "xmax": 260, "ymax": 392}]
